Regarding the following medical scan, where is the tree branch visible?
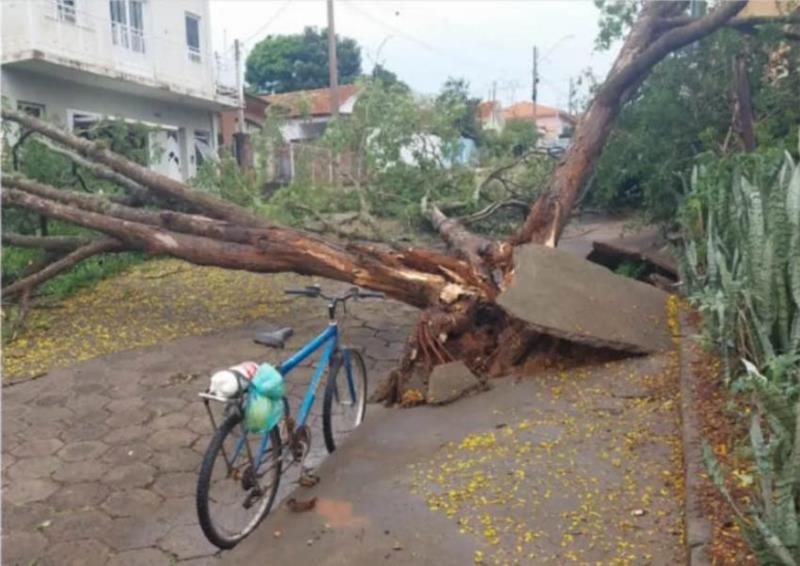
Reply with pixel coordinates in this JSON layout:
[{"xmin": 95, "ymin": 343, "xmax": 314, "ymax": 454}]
[
  {"xmin": 2, "ymin": 238, "xmax": 125, "ymax": 299},
  {"xmin": 597, "ymin": 1, "xmax": 748, "ymax": 105},
  {"xmin": 2, "ymin": 108, "xmax": 267, "ymax": 227},
  {"xmin": 2, "ymin": 233, "xmax": 95, "ymax": 253}
]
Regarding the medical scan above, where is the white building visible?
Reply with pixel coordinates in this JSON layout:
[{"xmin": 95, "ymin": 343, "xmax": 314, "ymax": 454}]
[{"xmin": 1, "ymin": 0, "xmax": 239, "ymax": 180}]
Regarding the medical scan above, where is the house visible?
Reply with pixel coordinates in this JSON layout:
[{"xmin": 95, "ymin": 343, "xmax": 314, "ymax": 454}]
[
  {"xmin": 218, "ymin": 93, "xmax": 269, "ymax": 159},
  {"xmin": 1, "ymin": 0, "xmax": 239, "ymax": 180},
  {"xmin": 502, "ymin": 102, "xmax": 577, "ymax": 148},
  {"xmin": 259, "ymin": 84, "xmax": 360, "ymax": 183},
  {"xmin": 261, "ymin": 84, "xmax": 361, "ymax": 143},
  {"xmin": 477, "ymin": 100, "xmax": 505, "ymax": 132}
]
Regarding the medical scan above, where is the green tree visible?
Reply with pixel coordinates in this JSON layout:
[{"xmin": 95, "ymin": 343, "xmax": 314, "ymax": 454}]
[
  {"xmin": 245, "ymin": 27, "xmax": 361, "ymax": 94},
  {"xmin": 436, "ymin": 77, "xmax": 480, "ymax": 140},
  {"xmin": 370, "ymin": 64, "xmax": 408, "ymax": 92}
]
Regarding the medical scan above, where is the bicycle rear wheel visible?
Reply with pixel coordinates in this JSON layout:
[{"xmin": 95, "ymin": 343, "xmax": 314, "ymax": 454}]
[
  {"xmin": 196, "ymin": 411, "xmax": 282, "ymax": 549},
  {"xmin": 323, "ymin": 348, "xmax": 367, "ymax": 453}
]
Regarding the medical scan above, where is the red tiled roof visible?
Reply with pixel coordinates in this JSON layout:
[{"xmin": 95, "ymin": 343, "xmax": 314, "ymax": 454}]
[
  {"xmin": 261, "ymin": 84, "xmax": 360, "ymax": 118},
  {"xmin": 501, "ymin": 101, "xmax": 575, "ymax": 123},
  {"xmin": 477, "ymin": 100, "xmax": 500, "ymax": 120}
]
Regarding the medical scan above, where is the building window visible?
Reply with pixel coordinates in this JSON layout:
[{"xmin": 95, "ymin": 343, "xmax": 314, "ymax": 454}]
[
  {"xmin": 185, "ymin": 13, "xmax": 201, "ymax": 63},
  {"xmin": 18, "ymin": 101, "xmax": 46, "ymax": 118},
  {"xmin": 57, "ymin": 0, "xmax": 77, "ymax": 24},
  {"xmin": 110, "ymin": 0, "xmax": 145, "ymax": 53}
]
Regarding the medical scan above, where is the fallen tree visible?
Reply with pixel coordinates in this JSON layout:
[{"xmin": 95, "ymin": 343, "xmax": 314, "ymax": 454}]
[{"xmin": 2, "ymin": 1, "xmax": 757, "ymax": 401}]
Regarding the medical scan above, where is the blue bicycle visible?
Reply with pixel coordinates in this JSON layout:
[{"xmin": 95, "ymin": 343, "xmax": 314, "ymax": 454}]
[{"xmin": 195, "ymin": 285, "xmax": 384, "ymax": 548}]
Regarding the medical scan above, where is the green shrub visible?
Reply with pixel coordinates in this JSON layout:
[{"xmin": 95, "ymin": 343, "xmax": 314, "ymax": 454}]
[{"xmin": 680, "ymin": 140, "xmax": 800, "ymax": 565}]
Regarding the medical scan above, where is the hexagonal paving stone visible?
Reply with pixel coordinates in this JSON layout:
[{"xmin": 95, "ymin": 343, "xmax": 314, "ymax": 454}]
[
  {"xmin": 148, "ymin": 429, "xmax": 197, "ymax": 451},
  {"xmin": 1, "ymin": 501, "xmax": 54, "ymax": 531},
  {"xmin": 58, "ymin": 440, "xmax": 110, "ymax": 462},
  {"xmin": 149, "ymin": 412, "xmax": 191, "ymax": 430},
  {"xmin": 40, "ymin": 538, "xmax": 111, "ymax": 566},
  {"xmin": 107, "ymin": 409, "xmax": 154, "ymax": 428},
  {"xmin": 101, "ymin": 463, "xmax": 156, "ymax": 489},
  {"xmin": 66, "ymin": 393, "xmax": 112, "ymax": 413},
  {"xmin": 107, "ymin": 547, "xmax": 173, "ymax": 566},
  {"xmin": 152, "ymin": 472, "xmax": 196, "ymax": 499},
  {"xmin": 3, "ymin": 478, "xmax": 59, "ymax": 505},
  {"xmin": 104, "ymin": 425, "xmax": 150, "ymax": 445},
  {"xmin": 187, "ymin": 416, "xmax": 214, "ymax": 435},
  {"xmin": 101, "ymin": 516, "xmax": 169, "ymax": 551},
  {"xmin": 151, "ymin": 448, "xmax": 199, "ymax": 473},
  {"xmin": 49, "ymin": 482, "xmax": 110, "ymax": 511},
  {"xmin": 2, "ymin": 530, "xmax": 48, "ymax": 565},
  {"xmin": 10, "ymin": 438, "xmax": 63, "ymax": 458},
  {"xmin": 102, "ymin": 443, "xmax": 153, "ymax": 466},
  {"xmin": 60, "ymin": 417, "xmax": 111, "ymax": 443},
  {"xmin": 106, "ymin": 397, "xmax": 145, "ymax": 413},
  {"xmin": 146, "ymin": 397, "xmax": 188, "ymax": 416},
  {"xmin": 52, "ymin": 459, "xmax": 112, "ymax": 483},
  {"xmin": 34, "ymin": 392, "xmax": 71, "ymax": 407},
  {"xmin": 150, "ymin": 495, "xmax": 197, "ymax": 526},
  {"xmin": 7, "ymin": 456, "xmax": 61, "ymax": 479},
  {"xmin": 30, "ymin": 406, "xmax": 75, "ymax": 424},
  {"xmin": 102, "ymin": 489, "xmax": 162, "ymax": 518},
  {"xmin": 45, "ymin": 509, "xmax": 112, "ymax": 543},
  {"xmin": 174, "ymin": 557, "xmax": 221, "ymax": 566},
  {"xmin": 157, "ymin": 524, "xmax": 218, "ymax": 560}
]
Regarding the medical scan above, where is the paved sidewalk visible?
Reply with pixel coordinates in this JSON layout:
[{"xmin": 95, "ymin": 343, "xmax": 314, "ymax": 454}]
[
  {"xmin": 226, "ymin": 353, "xmax": 686, "ymax": 566},
  {"xmin": 2, "ymin": 288, "xmax": 417, "ymax": 566}
]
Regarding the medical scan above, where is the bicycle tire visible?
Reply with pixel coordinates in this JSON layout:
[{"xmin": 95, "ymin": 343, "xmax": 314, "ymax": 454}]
[
  {"xmin": 323, "ymin": 348, "xmax": 368, "ymax": 453},
  {"xmin": 196, "ymin": 411, "xmax": 282, "ymax": 549}
]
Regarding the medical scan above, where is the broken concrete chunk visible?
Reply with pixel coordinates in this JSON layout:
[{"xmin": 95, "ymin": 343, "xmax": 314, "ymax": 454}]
[
  {"xmin": 426, "ymin": 361, "xmax": 481, "ymax": 405},
  {"xmin": 497, "ymin": 245, "xmax": 671, "ymax": 354}
]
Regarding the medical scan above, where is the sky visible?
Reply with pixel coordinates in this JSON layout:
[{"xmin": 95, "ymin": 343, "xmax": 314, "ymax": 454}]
[{"xmin": 209, "ymin": 0, "xmax": 621, "ymax": 110}]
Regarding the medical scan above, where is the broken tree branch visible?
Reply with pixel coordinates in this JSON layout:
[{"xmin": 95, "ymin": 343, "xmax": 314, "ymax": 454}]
[
  {"xmin": 2, "ymin": 108, "xmax": 266, "ymax": 227},
  {"xmin": 2, "ymin": 238, "xmax": 126, "ymax": 299}
]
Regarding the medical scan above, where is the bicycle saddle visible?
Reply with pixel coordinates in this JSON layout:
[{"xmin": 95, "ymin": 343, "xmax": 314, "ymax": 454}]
[{"xmin": 254, "ymin": 327, "xmax": 294, "ymax": 349}]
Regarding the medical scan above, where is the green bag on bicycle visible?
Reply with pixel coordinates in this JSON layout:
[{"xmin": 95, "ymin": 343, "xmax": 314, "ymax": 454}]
[{"xmin": 244, "ymin": 363, "xmax": 285, "ymax": 433}]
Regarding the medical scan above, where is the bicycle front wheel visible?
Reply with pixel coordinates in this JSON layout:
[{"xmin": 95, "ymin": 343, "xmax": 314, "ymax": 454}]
[
  {"xmin": 323, "ymin": 348, "xmax": 368, "ymax": 453},
  {"xmin": 196, "ymin": 411, "xmax": 282, "ymax": 549}
]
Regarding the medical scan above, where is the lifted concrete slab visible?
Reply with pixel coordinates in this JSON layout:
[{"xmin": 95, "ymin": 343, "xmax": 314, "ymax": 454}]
[{"xmin": 497, "ymin": 244, "xmax": 671, "ymax": 353}]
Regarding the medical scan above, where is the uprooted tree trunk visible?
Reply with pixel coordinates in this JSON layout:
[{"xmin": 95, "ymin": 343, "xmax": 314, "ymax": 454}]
[{"xmin": 1, "ymin": 1, "xmax": 750, "ymax": 402}]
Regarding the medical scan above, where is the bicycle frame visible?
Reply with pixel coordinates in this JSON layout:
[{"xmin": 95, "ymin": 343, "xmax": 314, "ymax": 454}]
[{"xmin": 235, "ymin": 320, "xmax": 359, "ymax": 473}]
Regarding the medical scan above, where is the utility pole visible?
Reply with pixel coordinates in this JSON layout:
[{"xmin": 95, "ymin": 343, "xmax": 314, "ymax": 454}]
[
  {"xmin": 492, "ymin": 80, "xmax": 497, "ymax": 103},
  {"xmin": 234, "ymin": 39, "xmax": 245, "ymax": 134},
  {"xmin": 326, "ymin": 0, "xmax": 341, "ymax": 187},
  {"xmin": 327, "ymin": 0, "xmax": 340, "ymax": 120},
  {"xmin": 531, "ymin": 45, "xmax": 538, "ymax": 125},
  {"xmin": 568, "ymin": 77, "xmax": 576, "ymax": 116}
]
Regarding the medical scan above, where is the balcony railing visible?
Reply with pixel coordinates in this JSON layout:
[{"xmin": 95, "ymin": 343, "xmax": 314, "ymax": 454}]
[
  {"xmin": 6, "ymin": 0, "xmax": 239, "ymax": 106},
  {"xmin": 111, "ymin": 21, "xmax": 146, "ymax": 54}
]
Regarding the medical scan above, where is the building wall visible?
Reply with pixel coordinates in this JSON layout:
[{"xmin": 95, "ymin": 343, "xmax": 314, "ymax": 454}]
[
  {"xmin": 1, "ymin": 0, "xmax": 230, "ymax": 105},
  {"xmin": 2, "ymin": 66, "xmax": 218, "ymax": 179}
]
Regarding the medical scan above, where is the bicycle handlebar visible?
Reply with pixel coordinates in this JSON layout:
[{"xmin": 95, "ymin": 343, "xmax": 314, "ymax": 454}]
[{"xmin": 284, "ymin": 285, "xmax": 385, "ymax": 302}]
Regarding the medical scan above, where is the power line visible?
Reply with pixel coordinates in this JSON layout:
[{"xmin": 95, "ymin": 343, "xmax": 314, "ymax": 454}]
[
  {"xmin": 239, "ymin": 0, "xmax": 293, "ymax": 48},
  {"xmin": 339, "ymin": 0, "xmax": 521, "ymax": 79}
]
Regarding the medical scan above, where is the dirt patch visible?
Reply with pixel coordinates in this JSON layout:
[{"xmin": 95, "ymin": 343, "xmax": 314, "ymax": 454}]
[
  {"xmin": 2, "ymin": 259, "xmax": 305, "ymax": 381},
  {"xmin": 683, "ymin": 318, "xmax": 756, "ymax": 566}
]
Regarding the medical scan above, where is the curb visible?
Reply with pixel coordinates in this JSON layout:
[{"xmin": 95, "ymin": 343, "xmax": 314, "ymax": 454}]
[{"xmin": 678, "ymin": 310, "xmax": 713, "ymax": 566}]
